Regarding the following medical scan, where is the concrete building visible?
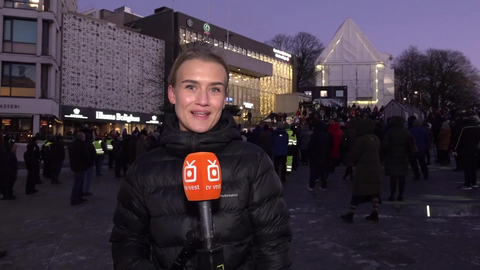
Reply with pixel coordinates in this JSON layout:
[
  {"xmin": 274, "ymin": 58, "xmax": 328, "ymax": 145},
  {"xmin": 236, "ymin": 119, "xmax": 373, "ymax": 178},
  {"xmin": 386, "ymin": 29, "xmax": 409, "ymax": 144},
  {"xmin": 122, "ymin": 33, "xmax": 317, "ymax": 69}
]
[
  {"xmin": 315, "ymin": 18, "xmax": 395, "ymax": 107},
  {"xmin": 0, "ymin": 0, "xmax": 77, "ymax": 142},
  {"xmin": 123, "ymin": 7, "xmax": 296, "ymax": 124},
  {"xmin": 60, "ymin": 12, "xmax": 165, "ymax": 135}
]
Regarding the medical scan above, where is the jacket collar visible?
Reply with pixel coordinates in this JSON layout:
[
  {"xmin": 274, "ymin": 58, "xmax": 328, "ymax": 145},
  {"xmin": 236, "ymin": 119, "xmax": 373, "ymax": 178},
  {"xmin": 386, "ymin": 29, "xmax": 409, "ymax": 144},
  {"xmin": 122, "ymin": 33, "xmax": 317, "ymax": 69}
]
[{"xmin": 159, "ymin": 110, "xmax": 241, "ymax": 158}]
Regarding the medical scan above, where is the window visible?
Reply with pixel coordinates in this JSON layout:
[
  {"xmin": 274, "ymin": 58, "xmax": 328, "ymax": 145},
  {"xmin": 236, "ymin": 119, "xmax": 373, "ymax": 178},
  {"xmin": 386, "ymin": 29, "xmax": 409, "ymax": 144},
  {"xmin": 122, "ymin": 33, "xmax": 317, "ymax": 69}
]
[
  {"xmin": 41, "ymin": 64, "xmax": 49, "ymax": 98},
  {"xmin": 1, "ymin": 62, "xmax": 36, "ymax": 98},
  {"xmin": 335, "ymin": 90, "xmax": 344, "ymax": 97},
  {"xmin": 42, "ymin": 21, "xmax": 50, "ymax": 55},
  {"xmin": 3, "ymin": 18, "xmax": 37, "ymax": 54},
  {"xmin": 320, "ymin": 90, "xmax": 328, "ymax": 97},
  {"xmin": 5, "ymin": 0, "xmax": 41, "ymax": 10}
]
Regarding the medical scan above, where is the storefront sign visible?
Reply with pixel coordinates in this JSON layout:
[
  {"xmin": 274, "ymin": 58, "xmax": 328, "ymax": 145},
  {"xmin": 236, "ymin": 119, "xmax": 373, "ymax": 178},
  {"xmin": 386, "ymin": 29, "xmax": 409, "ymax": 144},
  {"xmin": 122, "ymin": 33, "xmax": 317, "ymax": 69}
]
[
  {"xmin": 243, "ymin": 102, "xmax": 254, "ymax": 109},
  {"xmin": 62, "ymin": 106, "xmax": 161, "ymax": 125},
  {"xmin": 146, "ymin": 115, "xmax": 160, "ymax": 124},
  {"xmin": 273, "ymin": 48, "xmax": 291, "ymax": 62},
  {"xmin": 0, "ymin": 103, "xmax": 20, "ymax": 109},
  {"xmin": 64, "ymin": 108, "xmax": 88, "ymax": 119},
  {"xmin": 96, "ymin": 111, "xmax": 141, "ymax": 123},
  {"xmin": 203, "ymin": 23, "xmax": 211, "ymax": 35}
]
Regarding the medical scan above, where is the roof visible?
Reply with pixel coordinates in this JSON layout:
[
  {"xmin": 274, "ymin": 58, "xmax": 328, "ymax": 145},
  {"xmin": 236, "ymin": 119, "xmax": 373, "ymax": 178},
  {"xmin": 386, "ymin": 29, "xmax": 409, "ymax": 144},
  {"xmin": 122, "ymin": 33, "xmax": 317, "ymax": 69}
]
[{"xmin": 317, "ymin": 18, "xmax": 388, "ymax": 65}]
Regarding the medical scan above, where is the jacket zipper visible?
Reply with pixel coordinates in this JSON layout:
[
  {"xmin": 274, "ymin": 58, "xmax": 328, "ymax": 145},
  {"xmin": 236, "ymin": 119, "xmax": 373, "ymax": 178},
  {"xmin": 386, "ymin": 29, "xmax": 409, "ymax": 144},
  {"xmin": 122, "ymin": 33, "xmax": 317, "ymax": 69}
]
[{"xmin": 190, "ymin": 134, "xmax": 198, "ymax": 153}]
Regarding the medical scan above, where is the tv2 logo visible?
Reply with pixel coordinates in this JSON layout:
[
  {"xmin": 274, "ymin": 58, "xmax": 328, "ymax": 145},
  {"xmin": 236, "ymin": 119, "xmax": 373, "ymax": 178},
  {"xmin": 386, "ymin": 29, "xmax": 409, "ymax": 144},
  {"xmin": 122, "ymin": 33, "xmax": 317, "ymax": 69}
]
[{"xmin": 184, "ymin": 160, "xmax": 197, "ymax": 183}]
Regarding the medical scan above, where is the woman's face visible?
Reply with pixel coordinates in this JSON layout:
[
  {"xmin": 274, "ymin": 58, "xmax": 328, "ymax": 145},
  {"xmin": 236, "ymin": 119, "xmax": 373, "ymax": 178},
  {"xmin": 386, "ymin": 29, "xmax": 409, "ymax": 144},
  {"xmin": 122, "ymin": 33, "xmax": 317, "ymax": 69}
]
[{"xmin": 168, "ymin": 59, "xmax": 227, "ymax": 133}]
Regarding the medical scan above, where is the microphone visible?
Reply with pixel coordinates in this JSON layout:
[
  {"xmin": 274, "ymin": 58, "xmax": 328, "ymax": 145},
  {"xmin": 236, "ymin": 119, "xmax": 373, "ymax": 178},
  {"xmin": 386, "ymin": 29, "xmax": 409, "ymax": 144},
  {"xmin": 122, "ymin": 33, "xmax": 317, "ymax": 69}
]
[{"xmin": 183, "ymin": 152, "xmax": 222, "ymax": 252}]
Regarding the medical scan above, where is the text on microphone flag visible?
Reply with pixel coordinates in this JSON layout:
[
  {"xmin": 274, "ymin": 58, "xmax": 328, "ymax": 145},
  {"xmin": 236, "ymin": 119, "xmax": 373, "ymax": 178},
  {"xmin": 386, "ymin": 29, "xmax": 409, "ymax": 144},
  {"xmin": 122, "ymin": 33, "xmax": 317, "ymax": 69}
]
[{"xmin": 183, "ymin": 152, "xmax": 222, "ymax": 201}]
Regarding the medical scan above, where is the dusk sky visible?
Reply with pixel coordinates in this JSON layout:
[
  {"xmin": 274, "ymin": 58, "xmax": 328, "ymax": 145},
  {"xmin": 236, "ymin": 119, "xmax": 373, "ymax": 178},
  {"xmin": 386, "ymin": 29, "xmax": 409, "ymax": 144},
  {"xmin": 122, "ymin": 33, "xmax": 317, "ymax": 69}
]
[{"xmin": 79, "ymin": 0, "xmax": 480, "ymax": 69}]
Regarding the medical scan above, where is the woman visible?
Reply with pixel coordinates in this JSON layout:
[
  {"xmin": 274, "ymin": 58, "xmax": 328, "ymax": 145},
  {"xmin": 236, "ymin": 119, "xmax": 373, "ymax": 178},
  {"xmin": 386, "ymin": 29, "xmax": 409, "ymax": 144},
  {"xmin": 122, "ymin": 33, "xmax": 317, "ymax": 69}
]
[
  {"xmin": 437, "ymin": 121, "xmax": 451, "ymax": 165},
  {"xmin": 383, "ymin": 116, "xmax": 413, "ymax": 201},
  {"xmin": 110, "ymin": 48, "xmax": 292, "ymax": 269},
  {"xmin": 340, "ymin": 118, "xmax": 382, "ymax": 223},
  {"xmin": 341, "ymin": 118, "xmax": 359, "ymax": 181},
  {"xmin": 328, "ymin": 121, "xmax": 343, "ymax": 172}
]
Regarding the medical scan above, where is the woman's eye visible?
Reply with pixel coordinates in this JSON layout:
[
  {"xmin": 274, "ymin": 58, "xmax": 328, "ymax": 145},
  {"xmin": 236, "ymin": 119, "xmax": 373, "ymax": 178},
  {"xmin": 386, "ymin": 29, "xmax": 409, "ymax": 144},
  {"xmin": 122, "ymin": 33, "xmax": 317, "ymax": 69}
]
[
  {"xmin": 211, "ymin": 88, "xmax": 221, "ymax": 93},
  {"xmin": 186, "ymin": 85, "xmax": 196, "ymax": 90}
]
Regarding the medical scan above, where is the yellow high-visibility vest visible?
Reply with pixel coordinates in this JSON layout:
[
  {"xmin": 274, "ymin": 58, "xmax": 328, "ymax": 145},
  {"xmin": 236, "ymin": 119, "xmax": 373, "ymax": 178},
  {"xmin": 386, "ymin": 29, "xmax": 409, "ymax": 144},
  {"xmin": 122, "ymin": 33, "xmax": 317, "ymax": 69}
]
[
  {"xmin": 106, "ymin": 139, "xmax": 113, "ymax": 151},
  {"xmin": 93, "ymin": 140, "xmax": 104, "ymax": 155}
]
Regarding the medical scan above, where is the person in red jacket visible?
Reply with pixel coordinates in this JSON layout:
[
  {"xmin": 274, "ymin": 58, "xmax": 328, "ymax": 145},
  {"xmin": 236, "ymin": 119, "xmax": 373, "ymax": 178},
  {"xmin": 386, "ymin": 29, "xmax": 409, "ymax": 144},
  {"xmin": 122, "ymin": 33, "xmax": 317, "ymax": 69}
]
[{"xmin": 328, "ymin": 121, "xmax": 343, "ymax": 173}]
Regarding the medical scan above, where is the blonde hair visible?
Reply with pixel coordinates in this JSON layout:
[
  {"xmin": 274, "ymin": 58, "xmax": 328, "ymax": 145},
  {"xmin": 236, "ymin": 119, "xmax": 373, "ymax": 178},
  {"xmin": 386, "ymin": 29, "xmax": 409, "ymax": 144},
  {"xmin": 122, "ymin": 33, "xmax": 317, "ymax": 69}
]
[{"xmin": 168, "ymin": 48, "xmax": 230, "ymax": 88}]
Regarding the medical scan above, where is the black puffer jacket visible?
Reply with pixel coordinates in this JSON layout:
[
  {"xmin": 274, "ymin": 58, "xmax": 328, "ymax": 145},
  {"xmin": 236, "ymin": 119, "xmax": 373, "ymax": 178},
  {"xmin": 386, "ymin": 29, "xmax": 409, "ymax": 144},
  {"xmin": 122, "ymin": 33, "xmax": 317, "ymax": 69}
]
[{"xmin": 110, "ymin": 111, "xmax": 292, "ymax": 270}]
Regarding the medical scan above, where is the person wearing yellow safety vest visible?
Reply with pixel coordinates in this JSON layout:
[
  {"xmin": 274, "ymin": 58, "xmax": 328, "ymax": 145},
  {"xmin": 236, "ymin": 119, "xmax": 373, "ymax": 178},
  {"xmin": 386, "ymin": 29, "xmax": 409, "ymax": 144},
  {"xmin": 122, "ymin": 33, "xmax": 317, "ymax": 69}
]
[
  {"xmin": 41, "ymin": 139, "xmax": 54, "ymax": 179},
  {"xmin": 286, "ymin": 125, "xmax": 298, "ymax": 174},
  {"xmin": 106, "ymin": 136, "xmax": 114, "ymax": 169},
  {"xmin": 93, "ymin": 136, "xmax": 107, "ymax": 177},
  {"xmin": 272, "ymin": 122, "xmax": 289, "ymax": 182}
]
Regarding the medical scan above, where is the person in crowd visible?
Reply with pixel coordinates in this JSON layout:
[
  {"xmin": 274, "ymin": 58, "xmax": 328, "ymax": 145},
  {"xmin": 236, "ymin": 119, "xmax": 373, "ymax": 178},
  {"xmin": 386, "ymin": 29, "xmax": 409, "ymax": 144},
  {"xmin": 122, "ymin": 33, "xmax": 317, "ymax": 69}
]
[
  {"xmin": 259, "ymin": 124, "xmax": 273, "ymax": 159},
  {"xmin": 135, "ymin": 133, "xmax": 151, "ymax": 158},
  {"xmin": 382, "ymin": 116, "xmax": 413, "ymax": 201},
  {"xmin": 110, "ymin": 48, "xmax": 291, "ymax": 269},
  {"xmin": 50, "ymin": 135, "xmax": 65, "ymax": 185},
  {"xmin": 341, "ymin": 118, "xmax": 358, "ymax": 181},
  {"xmin": 453, "ymin": 115, "xmax": 480, "ymax": 189},
  {"xmin": 328, "ymin": 120, "xmax": 343, "ymax": 173},
  {"xmin": 341, "ymin": 118, "xmax": 382, "ymax": 223},
  {"xmin": 308, "ymin": 121, "xmax": 332, "ymax": 191},
  {"xmin": 106, "ymin": 135, "xmax": 115, "ymax": 169},
  {"xmin": 113, "ymin": 136, "xmax": 124, "ymax": 178},
  {"xmin": 272, "ymin": 122, "xmax": 289, "ymax": 182},
  {"xmin": 409, "ymin": 120, "xmax": 430, "ymax": 180},
  {"xmin": 437, "ymin": 121, "xmax": 451, "ymax": 165},
  {"xmin": 422, "ymin": 121, "xmax": 433, "ymax": 165},
  {"xmin": 24, "ymin": 143, "xmax": 39, "ymax": 195},
  {"xmin": 299, "ymin": 125, "xmax": 311, "ymax": 165},
  {"xmin": 83, "ymin": 136, "xmax": 96, "ymax": 196},
  {"xmin": 93, "ymin": 136, "xmax": 107, "ymax": 176},
  {"xmin": 28, "ymin": 135, "xmax": 43, "ymax": 184},
  {"xmin": 68, "ymin": 132, "xmax": 89, "ymax": 205},
  {"xmin": 41, "ymin": 137, "xmax": 54, "ymax": 179},
  {"xmin": 1, "ymin": 136, "xmax": 18, "ymax": 200}
]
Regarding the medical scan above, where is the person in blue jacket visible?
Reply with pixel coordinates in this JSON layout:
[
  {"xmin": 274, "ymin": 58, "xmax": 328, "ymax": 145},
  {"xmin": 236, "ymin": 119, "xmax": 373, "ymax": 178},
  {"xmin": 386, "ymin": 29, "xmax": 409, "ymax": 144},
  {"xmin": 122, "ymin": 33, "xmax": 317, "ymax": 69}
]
[
  {"xmin": 408, "ymin": 119, "xmax": 430, "ymax": 180},
  {"xmin": 272, "ymin": 122, "xmax": 289, "ymax": 182}
]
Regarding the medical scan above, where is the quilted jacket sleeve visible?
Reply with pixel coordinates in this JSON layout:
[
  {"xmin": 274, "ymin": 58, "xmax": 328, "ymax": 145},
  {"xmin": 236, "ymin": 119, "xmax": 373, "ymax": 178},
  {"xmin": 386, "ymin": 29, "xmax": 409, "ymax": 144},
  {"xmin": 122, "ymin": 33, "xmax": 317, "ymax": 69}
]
[
  {"xmin": 110, "ymin": 163, "xmax": 156, "ymax": 270},
  {"xmin": 250, "ymin": 151, "xmax": 292, "ymax": 269}
]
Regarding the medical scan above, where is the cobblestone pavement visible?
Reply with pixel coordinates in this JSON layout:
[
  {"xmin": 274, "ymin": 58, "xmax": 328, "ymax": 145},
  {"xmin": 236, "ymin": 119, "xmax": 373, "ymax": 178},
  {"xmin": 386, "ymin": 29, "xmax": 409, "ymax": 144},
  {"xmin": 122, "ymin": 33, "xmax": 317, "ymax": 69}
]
[{"xmin": 1, "ymin": 162, "xmax": 479, "ymax": 270}]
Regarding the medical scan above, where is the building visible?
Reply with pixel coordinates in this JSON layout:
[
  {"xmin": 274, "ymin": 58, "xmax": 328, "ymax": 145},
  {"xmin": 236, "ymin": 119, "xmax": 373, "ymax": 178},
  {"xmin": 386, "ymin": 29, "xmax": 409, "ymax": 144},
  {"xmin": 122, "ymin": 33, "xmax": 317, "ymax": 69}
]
[
  {"xmin": 60, "ymin": 12, "xmax": 165, "ymax": 135},
  {"xmin": 80, "ymin": 5, "xmax": 142, "ymax": 25},
  {"xmin": 315, "ymin": 18, "xmax": 395, "ymax": 107},
  {"xmin": 299, "ymin": 86, "xmax": 348, "ymax": 106},
  {"xmin": 0, "ymin": 0, "xmax": 77, "ymax": 142},
  {"xmin": 123, "ymin": 7, "xmax": 295, "ymax": 124}
]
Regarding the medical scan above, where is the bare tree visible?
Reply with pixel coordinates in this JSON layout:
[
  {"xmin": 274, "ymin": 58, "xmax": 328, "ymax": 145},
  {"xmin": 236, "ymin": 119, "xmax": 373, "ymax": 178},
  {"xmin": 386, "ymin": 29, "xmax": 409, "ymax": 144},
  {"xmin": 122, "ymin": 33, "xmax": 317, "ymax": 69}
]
[
  {"xmin": 394, "ymin": 46, "xmax": 480, "ymax": 108},
  {"xmin": 393, "ymin": 46, "xmax": 426, "ymax": 105},
  {"xmin": 424, "ymin": 49, "xmax": 479, "ymax": 108},
  {"xmin": 267, "ymin": 32, "xmax": 324, "ymax": 89}
]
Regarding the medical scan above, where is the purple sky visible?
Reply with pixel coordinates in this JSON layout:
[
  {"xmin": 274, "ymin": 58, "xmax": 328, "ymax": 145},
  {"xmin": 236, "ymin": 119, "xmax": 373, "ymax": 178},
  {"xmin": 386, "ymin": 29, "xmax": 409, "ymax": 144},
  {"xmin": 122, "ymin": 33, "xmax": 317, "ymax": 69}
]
[{"xmin": 79, "ymin": 0, "xmax": 480, "ymax": 69}]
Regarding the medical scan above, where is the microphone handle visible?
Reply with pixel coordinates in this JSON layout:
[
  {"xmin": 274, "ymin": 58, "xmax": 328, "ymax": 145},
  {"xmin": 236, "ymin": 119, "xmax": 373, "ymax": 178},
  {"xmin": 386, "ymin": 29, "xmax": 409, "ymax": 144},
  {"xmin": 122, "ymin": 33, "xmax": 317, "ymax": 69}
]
[{"xmin": 198, "ymin": 201, "xmax": 215, "ymax": 250}]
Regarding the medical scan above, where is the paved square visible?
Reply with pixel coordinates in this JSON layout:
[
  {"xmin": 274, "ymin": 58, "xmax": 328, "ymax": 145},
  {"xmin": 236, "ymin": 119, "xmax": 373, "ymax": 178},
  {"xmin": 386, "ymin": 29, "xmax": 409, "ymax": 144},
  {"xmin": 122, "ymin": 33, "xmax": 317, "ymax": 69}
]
[{"xmin": 1, "ymin": 163, "xmax": 479, "ymax": 269}]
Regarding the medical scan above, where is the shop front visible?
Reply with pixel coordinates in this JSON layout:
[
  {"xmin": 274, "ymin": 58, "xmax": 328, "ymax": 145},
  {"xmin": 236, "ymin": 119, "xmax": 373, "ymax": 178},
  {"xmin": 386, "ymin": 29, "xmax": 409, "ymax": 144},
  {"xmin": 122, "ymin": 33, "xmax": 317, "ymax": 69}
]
[
  {"xmin": 61, "ymin": 106, "xmax": 163, "ymax": 136},
  {"xmin": 0, "ymin": 98, "xmax": 61, "ymax": 143}
]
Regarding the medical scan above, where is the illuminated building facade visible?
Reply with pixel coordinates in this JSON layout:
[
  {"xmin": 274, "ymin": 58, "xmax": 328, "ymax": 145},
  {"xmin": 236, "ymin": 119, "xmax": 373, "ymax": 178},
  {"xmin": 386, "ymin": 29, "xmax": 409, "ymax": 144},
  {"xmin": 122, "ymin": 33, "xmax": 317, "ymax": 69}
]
[
  {"xmin": 315, "ymin": 18, "xmax": 395, "ymax": 107},
  {"xmin": 129, "ymin": 7, "xmax": 296, "ymax": 124}
]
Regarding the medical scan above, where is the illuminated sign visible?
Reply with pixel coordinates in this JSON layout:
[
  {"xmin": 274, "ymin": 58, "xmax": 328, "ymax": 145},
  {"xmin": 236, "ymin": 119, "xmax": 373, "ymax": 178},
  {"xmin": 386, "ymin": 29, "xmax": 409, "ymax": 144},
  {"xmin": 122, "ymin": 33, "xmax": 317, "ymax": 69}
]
[
  {"xmin": 203, "ymin": 23, "xmax": 211, "ymax": 35},
  {"xmin": 0, "ymin": 104, "xmax": 20, "ymax": 109},
  {"xmin": 65, "ymin": 108, "xmax": 88, "ymax": 119},
  {"xmin": 96, "ymin": 111, "xmax": 140, "ymax": 123},
  {"xmin": 243, "ymin": 102, "xmax": 254, "ymax": 109},
  {"xmin": 146, "ymin": 115, "xmax": 160, "ymax": 124},
  {"xmin": 273, "ymin": 48, "xmax": 291, "ymax": 62}
]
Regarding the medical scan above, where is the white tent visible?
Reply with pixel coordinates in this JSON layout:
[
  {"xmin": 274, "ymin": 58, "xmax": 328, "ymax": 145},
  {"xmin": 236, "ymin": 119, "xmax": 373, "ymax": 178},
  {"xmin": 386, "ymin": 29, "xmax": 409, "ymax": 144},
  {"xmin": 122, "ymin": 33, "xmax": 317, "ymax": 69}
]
[{"xmin": 315, "ymin": 18, "xmax": 395, "ymax": 107}]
